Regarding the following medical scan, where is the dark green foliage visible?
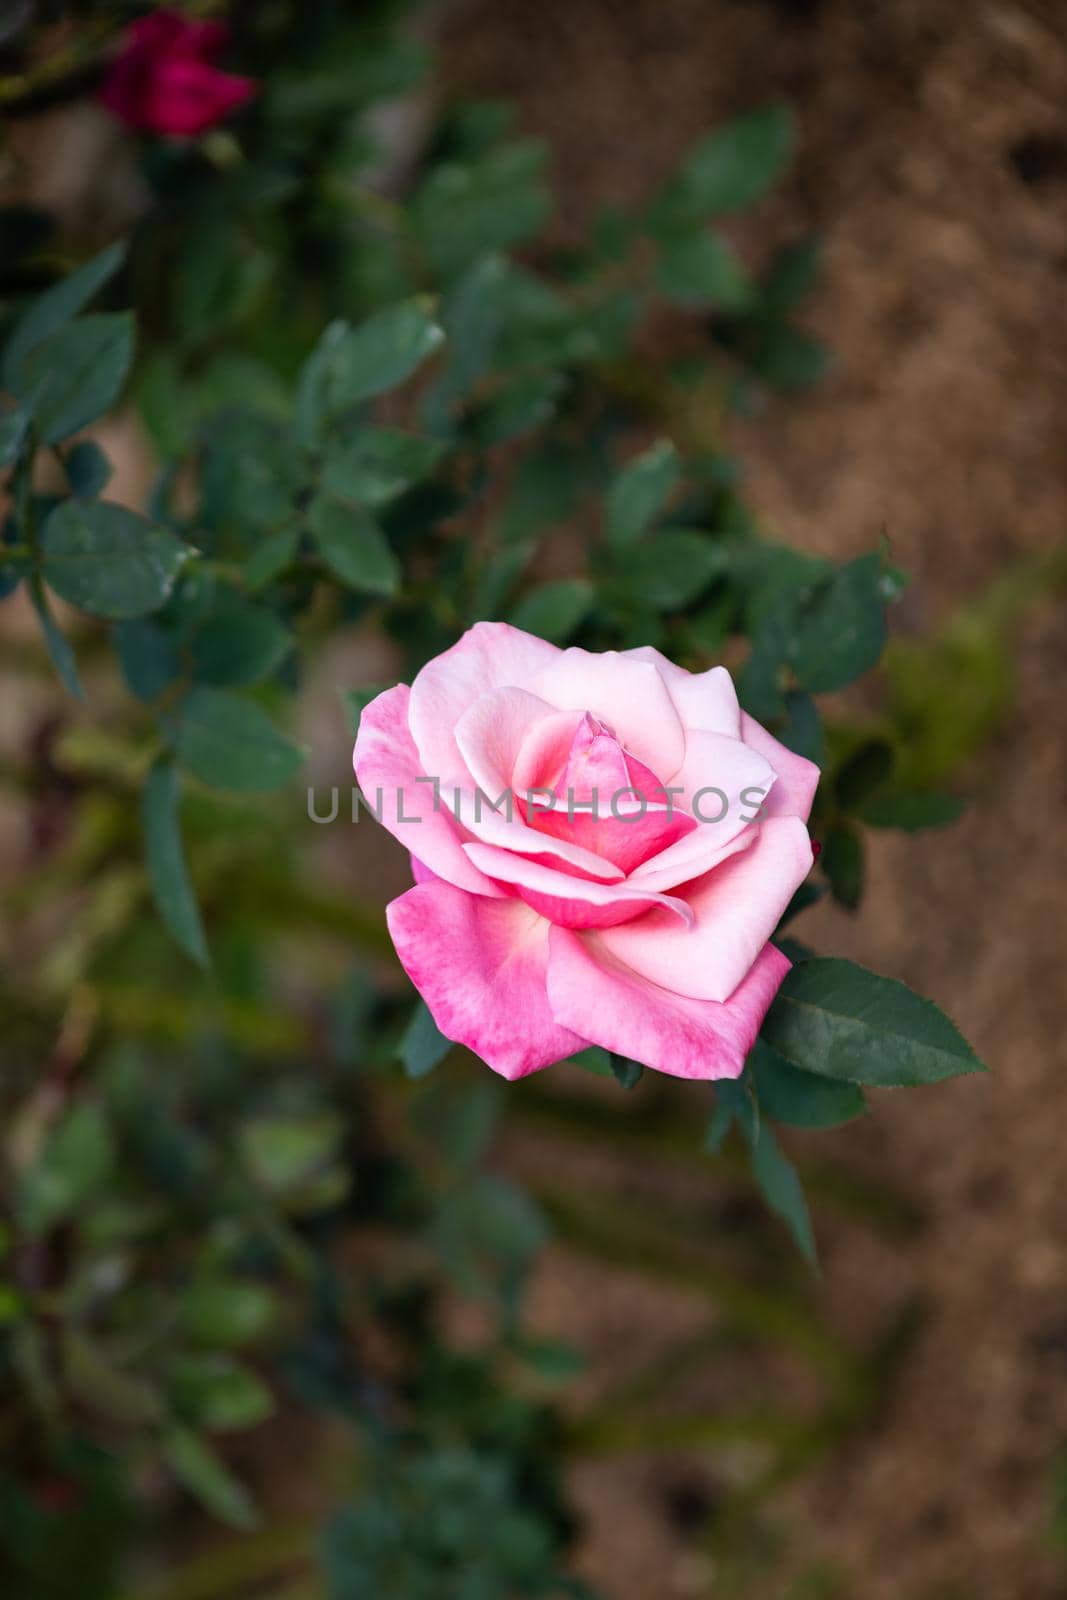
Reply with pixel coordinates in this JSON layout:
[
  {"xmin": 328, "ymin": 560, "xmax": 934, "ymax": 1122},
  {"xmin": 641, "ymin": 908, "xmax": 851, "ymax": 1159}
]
[
  {"xmin": 41, "ymin": 500, "xmax": 188, "ymax": 619},
  {"xmin": 762, "ymin": 959, "xmax": 987, "ymax": 1087}
]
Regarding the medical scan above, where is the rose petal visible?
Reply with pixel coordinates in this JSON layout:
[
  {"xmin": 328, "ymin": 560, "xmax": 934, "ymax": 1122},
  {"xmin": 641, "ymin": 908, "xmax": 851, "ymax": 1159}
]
[
  {"xmin": 627, "ymin": 823, "xmax": 755, "ymax": 893},
  {"xmin": 740, "ymin": 712, "xmax": 820, "ymax": 821},
  {"xmin": 353, "ymin": 685, "xmax": 504, "ymax": 898},
  {"xmin": 547, "ymin": 930, "xmax": 790, "ymax": 1080},
  {"xmin": 621, "ymin": 649, "xmax": 741, "ymax": 743},
  {"xmin": 409, "ymin": 622, "xmax": 560, "ymax": 790},
  {"xmin": 387, "ymin": 881, "xmax": 585, "ymax": 1079},
  {"xmin": 463, "ymin": 841, "xmax": 693, "ymax": 930},
  {"xmin": 529, "ymin": 796, "xmax": 695, "ymax": 876},
  {"xmin": 454, "ymin": 685, "xmax": 558, "ymax": 799},
  {"xmin": 668, "ymin": 730, "xmax": 777, "ymax": 841},
  {"xmin": 596, "ymin": 816, "xmax": 813, "ymax": 1001},
  {"xmin": 528, "ymin": 650, "xmax": 685, "ymax": 778}
]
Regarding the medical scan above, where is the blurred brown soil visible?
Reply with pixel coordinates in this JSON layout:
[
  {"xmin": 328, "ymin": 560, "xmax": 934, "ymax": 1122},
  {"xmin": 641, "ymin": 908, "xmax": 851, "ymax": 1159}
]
[{"xmin": 434, "ymin": 2, "xmax": 1067, "ymax": 1596}]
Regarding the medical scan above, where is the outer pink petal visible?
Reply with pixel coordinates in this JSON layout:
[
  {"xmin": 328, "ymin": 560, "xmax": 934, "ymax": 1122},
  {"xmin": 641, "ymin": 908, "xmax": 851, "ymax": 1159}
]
[
  {"xmin": 621, "ymin": 650, "xmax": 741, "ymax": 742},
  {"xmin": 547, "ymin": 930, "xmax": 790, "ymax": 1080},
  {"xmin": 527, "ymin": 650, "xmax": 686, "ymax": 778},
  {"xmin": 353, "ymin": 685, "xmax": 504, "ymax": 898},
  {"xmin": 596, "ymin": 816, "xmax": 813, "ymax": 1001},
  {"xmin": 409, "ymin": 622, "xmax": 560, "ymax": 790},
  {"xmin": 387, "ymin": 881, "xmax": 586, "ymax": 1079},
  {"xmin": 740, "ymin": 712, "xmax": 820, "ymax": 822},
  {"xmin": 462, "ymin": 843, "xmax": 693, "ymax": 930}
]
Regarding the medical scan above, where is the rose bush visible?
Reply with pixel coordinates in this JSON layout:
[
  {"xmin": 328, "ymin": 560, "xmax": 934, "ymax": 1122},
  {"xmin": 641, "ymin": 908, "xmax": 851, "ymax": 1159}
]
[
  {"xmin": 355, "ymin": 623, "xmax": 818, "ymax": 1081},
  {"xmin": 99, "ymin": 10, "xmax": 256, "ymax": 138}
]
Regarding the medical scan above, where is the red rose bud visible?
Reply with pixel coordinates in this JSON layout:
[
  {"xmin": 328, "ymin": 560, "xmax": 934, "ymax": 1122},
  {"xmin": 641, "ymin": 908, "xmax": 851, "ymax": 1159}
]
[{"xmin": 99, "ymin": 9, "xmax": 257, "ymax": 139}]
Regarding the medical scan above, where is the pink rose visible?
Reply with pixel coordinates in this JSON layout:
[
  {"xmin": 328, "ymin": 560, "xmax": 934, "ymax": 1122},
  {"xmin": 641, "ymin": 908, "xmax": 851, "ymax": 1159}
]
[
  {"xmin": 354, "ymin": 624, "xmax": 818, "ymax": 1082},
  {"xmin": 99, "ymin": 10, "xmax": 257, "ymax": 139}
]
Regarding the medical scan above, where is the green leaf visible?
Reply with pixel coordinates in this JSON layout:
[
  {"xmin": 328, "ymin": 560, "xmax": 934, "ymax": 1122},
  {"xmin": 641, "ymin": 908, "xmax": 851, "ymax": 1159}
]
[
  {"xmin": 161, "ymin": 1426, "xmax": 260, "ymax": 1531},
  {"xmin": 609, "ymin": 1054, "xmax": 644, "ymax": 1090},
  {"xmin": 750, "ymin": 1037, "xmax": 866, "ymax": 1128},
  {"xmin": 114, "ymin": 618, "xmax": 181, "ymax": 701},
  {"xmin": 12, "ymin": 312, "xmax": 135, "ymax": 443},
  {"xmin": 411, "ymin": 140, "xmax": 551, "ymax": 278},
  {"xmin": 469, "ymin": 370, "xmax": 565, "ymax": 446},
  {"xmin": 41, "ymin": 500, "xmax": 188, "ymax": 619},
  {"xmin": 516, "ymin": 1336, "xmax": 586, "ymax": 1382},
  {"xmin": 860, "ymin": 791, "xmax": 966, "ymax": 831},
  {"xmin": 244, "ymin": 524, "xmax": 300, "ymax": 592},
  {"xmin": 199, "ymin": 415, "xmax": 301, "ymax": 541},
  {"xmin": 606, "ymin": 439, "xmax": 679, "ymax": 549},
  {"xmin": 776, "ymin": 880, "xmax": 825, "ymax": 930},
  {"xmin": 706, "ymin": 1078, "xmax": 816, "ymax": 1262},
  {"xmin": 142, "ymin": 760, "xmax": 209, "ymax": 968},
  {"xmin": 777, "ymin": 690, "xmax": 824, "ymax": 766},
  {"xmin": 761, "ymin": 237, "xmax": 821, "ymax": 314},
  {"xmin": 821, "ymin": 822, "xmax": 863, "ymax": 910},
  {"xmin": 568, "ymin": 1046, "xmax": 614, "ymax": 1079},
  {"xmin": 612, "ymin": 529, "xmax": 724, "ymax": 609},
  {"xmin": 508, "ymin": 579, "xmax": 593, "ymax": 643},
  {"xmin": 790, "ymin": 552, "xmax": 886, "ymax": 693},
  {"xmin": 399, "ymin": 1000, "xmax": 453, "ymax": 1080},
  {"xmin": 500, "ymin": 438, "xmax": 594, "ymax": 543},
  {"xmin": 169, "ymin": 1356, "xmax": 275, "ymax": 1434},
  {"xmin": 753, "ymin": 324, "xmax": 828, "ymax": 392},
  {"xmin": 656, "ymin": 230, "xmax": 753, "ymax": 310},
  {"xmin": 0, "ymin": 404, "xmax": 28, "ymax": 468},
  {"xmin": 191, "ymin": 594, "xmax": 291, "ymax": 687},
  {"xmin": 308, "ymin": 494, "xmax": 400, "ymax": 596},
  {"xmin": 238, "ymin": 1113, "xmax": 344, "ymax": 1195},
  {"xmin": 835, "ymin": 738, "xmax": 894, "ymax": 810},
  {"xmin": 18, "ymin": 1104, "xmax": 114, "ymax": 1235},
  {"xmin": 3, "ymin": 239, "xmax": 126, "ymax": 383},
  {"xmin": 64, "ymin": 439, "xmax": 112, "ymax": 498},
  {"xmin": 323, "ymin": 428, "xmax": 445, "ymax": 509},
  {"xmin": 175, "ymin": 687, "xmax": 305, "ymax": 793},
  {"xmin": 750, "ymin": 1119, "xmax": 817, "ymax": 1265},
  {"xmin": 180, "ymin": 1280, "xmax": 277, "ymax": 1349},
  {"xmin": 295, "ymin": 301, "xmax": 443, "ymax": 442},
  {"xmin": 29, "ymin": 577, "xmax": 83, "ymax": 699},
  {"xmin": 656, "ymin": 105, "xmax": 793, "ymax": 225},
  {"xmin": 762, "ymin": 957, "xmax": 987, "ymax": 1087}
]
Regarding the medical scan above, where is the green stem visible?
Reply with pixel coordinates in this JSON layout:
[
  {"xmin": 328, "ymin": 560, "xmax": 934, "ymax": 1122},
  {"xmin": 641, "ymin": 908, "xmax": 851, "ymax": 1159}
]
[{"xmin": 118, "ymin": 1521, "xmax": 313, "ymax": 1600}]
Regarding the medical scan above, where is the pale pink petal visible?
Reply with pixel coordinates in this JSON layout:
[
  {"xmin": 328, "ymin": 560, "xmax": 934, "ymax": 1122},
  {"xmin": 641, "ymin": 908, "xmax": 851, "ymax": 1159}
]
[
  {"xmin": 512, "ymin": 708, "xmax": 584, "ymax": 798},
  {"xmin": 546, "ymin": 930, "xmax": 790, "ymax": 1080},
  {"xmin": 387, "ymin": 881, "xmax": 585, "ymax": 1079},
  {"xmin": 740, "ymin": 712, "xmax": 820, "ymax": 822},
  {"xmin": 669, "ymin": 730, "xmax": 777, "ymax": 842},
  {"xmin": 463, "ymin": 842, "xmax": 693, "ymax": 930},
  {"xmin": 409, "ymin": 622, "xmax": 560, "ymax": 789},
  {"xmin": 596, "ymin": 816, "xmax": 813, "ymax": 1001},
  {"xmin": 628, "ymin": 823, "xmax": 755, "ymax": 893},
  {"xmin": 528, "ymin": 650, "xmax": 685, "ymax": 779},
  {"xmin": 353, "ymin": 685, "xmax": 504, "ymax": 898},
  {"xmin": 454, "ymin": 686, "xmax": 557, "ymax": 798},
  {"xmin": 460, "ymin": 796, "xmax": 624, "ymax": 882},
  {"xmin": 622, "ymin": 649, "xmax": 741, "ymax": 741}
]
